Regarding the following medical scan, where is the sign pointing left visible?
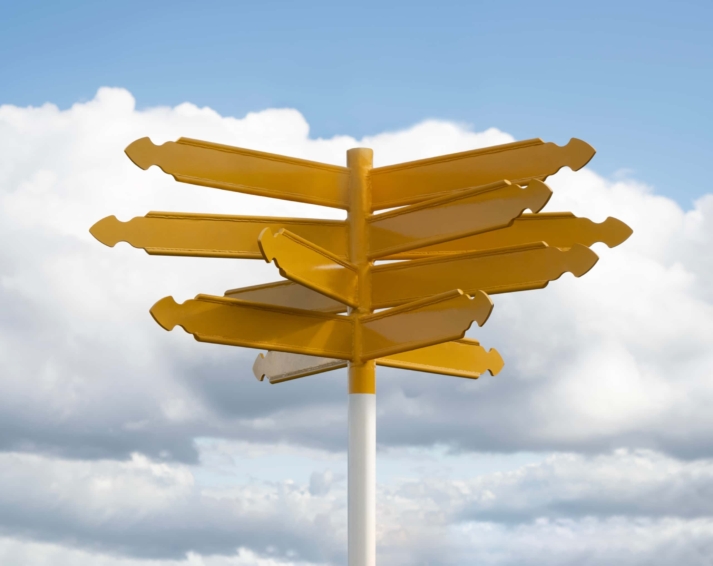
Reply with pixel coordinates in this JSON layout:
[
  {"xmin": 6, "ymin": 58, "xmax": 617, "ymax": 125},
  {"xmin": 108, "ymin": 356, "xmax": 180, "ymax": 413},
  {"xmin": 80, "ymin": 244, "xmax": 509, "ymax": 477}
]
[{"xmin": 125, "ymin": 137, "xmax": 351, "ymax": 208}]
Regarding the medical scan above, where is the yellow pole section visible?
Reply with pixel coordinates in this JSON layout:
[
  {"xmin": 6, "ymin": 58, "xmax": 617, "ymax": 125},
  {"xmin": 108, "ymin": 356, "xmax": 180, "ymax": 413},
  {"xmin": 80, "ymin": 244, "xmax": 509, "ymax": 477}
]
[
  {"xmin": 347, "ymin": 148, "xmax": 376, "ymax": 566},
  {"xmin": 347, "ymin": 148, "xmax": 376, "ymax": 394}
]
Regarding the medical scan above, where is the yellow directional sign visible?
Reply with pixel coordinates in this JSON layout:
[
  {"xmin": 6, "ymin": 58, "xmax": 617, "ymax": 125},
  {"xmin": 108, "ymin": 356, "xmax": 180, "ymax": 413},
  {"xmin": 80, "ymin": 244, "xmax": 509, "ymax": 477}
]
[
  {"xmin": 367, "ymin": 179, "xmax": 552, "ymax": 259},
  {"xmin": 394, "ymin": 213, "xmax": 633, "ymax": 258},
  {"xmin": 150, "ymin": 294, "xmax": 353, "ymax": 358},
  {"xmin": 254, "ymin": 338, "xmax": 504, "ymax": 384},
  {"xmin": 125, "ymin": 137, "xmax": 350, "ymax": 208},
  {"xmin": 258, "ymin": 228, "xmax": 358, "ymax": 307},
  {"xmin": 377, "ymin": 338, "xmax": 504, "ymax": 379},
  {"xmin": 90, "ymin": 213, "xmax": 346, "ymax": 259},
  {"xmin": 370, "ymin": 137, "xmax": 595, "ymax": 210},
  {"xmin": 371, "ymin": 242, "xmax": 598, "ymax": 308},
  {"xmin": 151, "ymin": 289, "xmax": 492, "ymax": 362},
  {"xmin": 359, "ymin": 290, "xmax": 492, "ymax": 361}
]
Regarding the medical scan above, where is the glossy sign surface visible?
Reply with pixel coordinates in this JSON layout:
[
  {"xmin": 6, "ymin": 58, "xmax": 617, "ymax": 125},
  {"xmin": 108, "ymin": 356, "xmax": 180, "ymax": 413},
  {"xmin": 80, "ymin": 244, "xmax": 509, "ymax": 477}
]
[
  {"xmin": 259, "ymin": 228, "xmax": 358, "ymax": 307},
  {"xmin": 395, "ymin": 213, "xmax": 633, "ymax": 258},
  {"xmin": 378, "ymin": 338, "xmax": 504, "ymax": 379},
  {"xmin": 372, "ymin": 243, "xmax": 598, "ymax": 308},
  {"xmin": 367, "ymin": 179, "xmax": 552, "ymax": 259},
  {"xmin": 125, "ymin": 137, "xmax": 350, "ymax": 208},
  {"xmin": 359, "ymin": 290, "xmax": 492, "ymax": 361},
  {"xmin": 90, "ymin": 213, "xmax": 346, "ymax": 259}
]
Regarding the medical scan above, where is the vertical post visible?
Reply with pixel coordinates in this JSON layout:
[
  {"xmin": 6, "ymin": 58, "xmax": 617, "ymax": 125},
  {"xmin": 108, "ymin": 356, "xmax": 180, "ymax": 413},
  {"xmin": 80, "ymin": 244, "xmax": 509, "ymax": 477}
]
[{"xmin": 347, "ymin": 148, "xmax": 376, "ymax": 566}]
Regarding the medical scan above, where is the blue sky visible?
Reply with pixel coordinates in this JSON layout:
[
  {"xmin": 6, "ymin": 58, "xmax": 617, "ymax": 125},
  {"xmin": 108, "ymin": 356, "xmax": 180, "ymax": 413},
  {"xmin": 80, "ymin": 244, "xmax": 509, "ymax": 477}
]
[{"xmin": 3, "ymin": 0, "xmax": 711, "ymax": 206}]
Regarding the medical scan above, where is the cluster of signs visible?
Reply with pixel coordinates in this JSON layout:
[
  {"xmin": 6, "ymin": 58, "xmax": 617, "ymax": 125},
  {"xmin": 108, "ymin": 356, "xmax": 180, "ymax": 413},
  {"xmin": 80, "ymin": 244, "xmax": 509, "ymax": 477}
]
[{"xmin": 91, "ymin": 135, "xmax": 631, "ymax": 384}]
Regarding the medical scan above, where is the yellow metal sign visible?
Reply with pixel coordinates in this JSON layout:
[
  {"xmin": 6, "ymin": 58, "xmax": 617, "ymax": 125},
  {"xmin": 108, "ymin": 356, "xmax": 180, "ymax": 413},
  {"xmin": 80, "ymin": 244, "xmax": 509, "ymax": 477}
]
[
  {"xmin": 369, "ymin": 137, "xmax": 595, "ymax": 209},
  {"xmin": 125, "ymin": 137, "xmax": 351, "ymax": 208},
  {"xmin": 371, "ymin": 242, "xmax": 598, "ymax": 308},
  {"xmin": 151, "ymin": 289, "xmax": 492, "ymax": 362},
  {"xmin": 254, "ymin": 338, "xmax": 503, "ymax": 384},
  {"xmin": 367, "ymin": 179, "xmax": 552, "ymax": 259},
  {"xmin": 395, "ymin": 213, "xmax": 633, "ymax": 258},
  {"xmin": 90, "ymin": 213, "xmax": 346, "ymax": 259},
  {"xmin": 258, "ymin": 228, "xmax": 358, "ymax": 307},
  {"xmin": 123, "ymin": 136, "xmax": 593, "ymax": 211},
  {"xmin": 378, "ymin": 338, "xmax": 504, "ymax": 379}
]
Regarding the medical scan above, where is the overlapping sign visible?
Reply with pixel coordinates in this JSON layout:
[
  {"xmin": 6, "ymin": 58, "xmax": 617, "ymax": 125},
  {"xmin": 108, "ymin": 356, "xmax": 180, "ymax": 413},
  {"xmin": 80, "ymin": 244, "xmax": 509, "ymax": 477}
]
[{"xmin": 91, "ymin": 135, "xmax": 631, "ymax": 382}]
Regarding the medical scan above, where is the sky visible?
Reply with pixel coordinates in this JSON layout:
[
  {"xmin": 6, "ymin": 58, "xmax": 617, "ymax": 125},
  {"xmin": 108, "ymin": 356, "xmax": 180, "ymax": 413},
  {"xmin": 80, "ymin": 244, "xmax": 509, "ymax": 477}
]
[{"xmin": 1, "ymin": 1, "xmax": 713, "ymax": 565}]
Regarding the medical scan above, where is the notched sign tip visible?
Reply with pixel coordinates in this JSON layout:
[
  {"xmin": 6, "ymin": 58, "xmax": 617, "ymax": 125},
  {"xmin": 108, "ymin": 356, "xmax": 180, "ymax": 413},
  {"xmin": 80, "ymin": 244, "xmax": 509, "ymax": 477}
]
[
  {"xmin": 487, "ymin": 348, "xmax": 505, "ymax": 376},
  {"xmin": 567, "ymin": 244, "xmax": 599, "ymax": 277},
  {"xmin": 525, "ymin": 179, "xmax": 553, "ymax": 213},
  {"xmin": 150, "ymin": 296, "xmax": 180, "ymax": 331},
  {"xmin": 89, "ymin": 215, "xmax": 122, "ymax": 247},
  {"xmin": 566, "ymin": 138, "xmax": 596, "ymax": 171},
  {"xmin": 469, "ymin": 290, "xmax": 494, "ymax": 327},
  {"xmin": 602, "ymin": 217, "xmax": 633, "ymax": 248},
  {"xmin": 125, "ymin": 137, "xmax": 158, "ymax": 170}
]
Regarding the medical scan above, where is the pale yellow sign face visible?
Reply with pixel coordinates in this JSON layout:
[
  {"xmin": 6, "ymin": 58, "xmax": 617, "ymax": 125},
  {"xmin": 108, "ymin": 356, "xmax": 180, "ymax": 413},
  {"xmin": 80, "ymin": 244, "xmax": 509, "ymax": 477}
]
[{"xmin": 91, "ymin": 135, "xmax": 631, "ymax": 379}]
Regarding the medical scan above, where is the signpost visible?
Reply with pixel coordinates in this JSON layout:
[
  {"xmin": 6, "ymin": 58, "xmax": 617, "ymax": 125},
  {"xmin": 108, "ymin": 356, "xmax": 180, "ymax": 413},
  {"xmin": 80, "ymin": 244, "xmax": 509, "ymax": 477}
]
[{"xmin": 92, "ymin": 135, "xmax": 631, "ymax": 566}]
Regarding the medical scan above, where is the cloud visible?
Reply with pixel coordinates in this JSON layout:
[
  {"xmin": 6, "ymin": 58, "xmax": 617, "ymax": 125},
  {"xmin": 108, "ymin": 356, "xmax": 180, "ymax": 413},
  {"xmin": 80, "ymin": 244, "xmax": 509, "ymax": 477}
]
[
  {"xmin": 1, "ymin": 447, "xmax": 713, "ymax": 565},
  {"xmin": 1, "ymin": 87, "xmax": 712, "ymax": 564}
]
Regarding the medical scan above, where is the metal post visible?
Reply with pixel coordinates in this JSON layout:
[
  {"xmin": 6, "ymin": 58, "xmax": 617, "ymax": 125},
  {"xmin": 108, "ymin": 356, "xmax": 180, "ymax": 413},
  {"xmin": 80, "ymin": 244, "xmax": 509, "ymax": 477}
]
[{"xmin": 347, "ymin": 148, "xmax": 376, "ymax": 566}]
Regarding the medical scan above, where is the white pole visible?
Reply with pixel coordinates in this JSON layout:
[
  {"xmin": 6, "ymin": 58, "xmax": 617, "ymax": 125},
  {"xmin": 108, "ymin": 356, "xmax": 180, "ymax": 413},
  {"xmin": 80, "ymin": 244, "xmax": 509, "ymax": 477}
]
[{"xmin": 349, "ymin": 392, "xmax": 376, "ymax": 566}]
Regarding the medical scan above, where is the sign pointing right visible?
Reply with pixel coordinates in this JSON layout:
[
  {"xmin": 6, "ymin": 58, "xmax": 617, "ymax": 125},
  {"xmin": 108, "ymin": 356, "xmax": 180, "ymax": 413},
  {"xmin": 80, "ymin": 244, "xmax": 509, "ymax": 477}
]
[{"xmin": 254, "ymin": 338, "xmax": 504, "ymax": 384}]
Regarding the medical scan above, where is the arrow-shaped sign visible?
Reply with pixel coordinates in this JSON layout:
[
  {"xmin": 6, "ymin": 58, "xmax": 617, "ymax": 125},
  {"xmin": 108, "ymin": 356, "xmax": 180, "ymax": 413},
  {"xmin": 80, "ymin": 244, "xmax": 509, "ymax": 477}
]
[
  {"xmin": 253, "ymin": 352, "xmax": 346, "ymax": 383},
  {"xmin": 125, "ymin": 137, "xmax": 351, "ymax": 208},
  {"xmin": 150, "ymin": 289, "xmax": 492, "ymax": 361},
  {"xmin": 150, "ymin": 294, "xmax": 353, "ymax": 358},
  {"xmin": 393, "ymin": 213, "xmax": 633, "ymax": 258},
  {"xmin": 359, "ymin": 290, "xmax": 493, "ymax": 360},
  {"xmin": 90, "ymin": 213, "xmax": 347, "ymax": 259},
  {"xmin": 258, "ymin": 228, "xmax": 357, "ymax": 307},
  {"xmin": 367, "ymin": 179, "xmax": 552, "ymax": 259},
  {"xmin": 378, "ymin": 338, "xmax": 504, "ymax": 379},
  {"xmin": 371, "ymin": 243, "xmax": 598, "ymax": 308},
  {"xmin": 370, "ymin": 138, "xmax": 595, "ymax": 210},
  {"xmin": 253, "ymin": 338, "xmax": 504, "ymax": 383}
]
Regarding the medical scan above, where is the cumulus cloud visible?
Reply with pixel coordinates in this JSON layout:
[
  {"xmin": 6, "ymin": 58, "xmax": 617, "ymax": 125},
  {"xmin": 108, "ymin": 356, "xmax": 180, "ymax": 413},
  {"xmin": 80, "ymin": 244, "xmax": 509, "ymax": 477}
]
[
  {"xmin": 1, "ymin": 87, "xmax": 712, "ymax": 564},
  {"xmin": 1, "ymin": 447, "xmax": 712, "ymax": 565}
]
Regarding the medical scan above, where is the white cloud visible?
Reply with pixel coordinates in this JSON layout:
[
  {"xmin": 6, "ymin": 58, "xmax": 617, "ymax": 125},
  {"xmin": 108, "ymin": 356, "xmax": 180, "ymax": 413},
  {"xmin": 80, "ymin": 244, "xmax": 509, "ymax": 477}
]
[{"xmin": 1, "ymin": 87, "xmax": 712, "ymax": 564}]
